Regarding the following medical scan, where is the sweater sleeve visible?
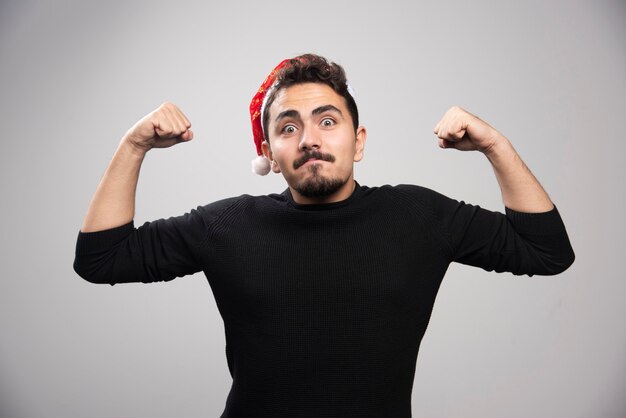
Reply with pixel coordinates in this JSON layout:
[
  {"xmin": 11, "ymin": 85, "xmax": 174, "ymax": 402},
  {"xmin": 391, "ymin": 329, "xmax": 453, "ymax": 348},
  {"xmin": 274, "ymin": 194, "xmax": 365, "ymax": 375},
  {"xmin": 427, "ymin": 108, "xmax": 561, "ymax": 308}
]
[
  {"xmin": 398, "ymin": 185, "xmax": 575, "ymax": 276},
  {"xmin": 73, "ymin": 201, "xmax": 230, "ymax": 285}
]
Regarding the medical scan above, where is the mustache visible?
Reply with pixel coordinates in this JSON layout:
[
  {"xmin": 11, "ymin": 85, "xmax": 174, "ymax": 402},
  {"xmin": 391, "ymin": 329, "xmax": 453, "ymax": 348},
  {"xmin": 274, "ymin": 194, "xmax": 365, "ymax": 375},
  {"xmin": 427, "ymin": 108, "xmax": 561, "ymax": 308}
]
[{"xmin": 293, "ymin": 151, "xmax": 336, "ymax": 169}]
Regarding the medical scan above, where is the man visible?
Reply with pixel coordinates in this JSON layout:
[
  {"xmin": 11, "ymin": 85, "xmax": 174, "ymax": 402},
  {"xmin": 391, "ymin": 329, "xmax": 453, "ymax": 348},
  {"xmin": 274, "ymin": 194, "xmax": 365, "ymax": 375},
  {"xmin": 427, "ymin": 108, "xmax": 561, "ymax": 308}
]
[{"xmin": 74, "ymin": 54, "xmax": 574, "ymax": 417}]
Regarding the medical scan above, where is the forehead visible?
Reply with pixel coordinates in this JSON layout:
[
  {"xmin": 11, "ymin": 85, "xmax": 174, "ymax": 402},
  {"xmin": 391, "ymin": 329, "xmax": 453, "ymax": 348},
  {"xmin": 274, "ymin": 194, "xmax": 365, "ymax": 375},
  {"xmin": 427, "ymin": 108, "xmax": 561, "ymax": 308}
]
[{"xmin": 269, "ymin": 83, "xmax": 347, "ymax": 117}]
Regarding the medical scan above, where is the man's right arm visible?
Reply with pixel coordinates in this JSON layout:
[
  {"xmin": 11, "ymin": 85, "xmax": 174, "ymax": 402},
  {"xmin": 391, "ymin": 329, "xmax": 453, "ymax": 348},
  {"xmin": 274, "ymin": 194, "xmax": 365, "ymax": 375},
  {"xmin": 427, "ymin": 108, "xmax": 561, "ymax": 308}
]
[
  {"xmin": 75, "ymin": 103, "xmax": 202, "ymax": 285},
  {"xmin": 80, "ymin": 102, "xmax": 193, "ymax": 232}
]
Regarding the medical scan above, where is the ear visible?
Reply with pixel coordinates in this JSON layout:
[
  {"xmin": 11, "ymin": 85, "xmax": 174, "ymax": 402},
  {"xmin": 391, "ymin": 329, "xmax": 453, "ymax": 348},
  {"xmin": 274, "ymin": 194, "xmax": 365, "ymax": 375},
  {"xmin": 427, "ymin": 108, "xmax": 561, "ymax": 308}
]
[
  {"xmin": 261, "ymin": 140, "xmax": 281, "ymax": 173},
  {"xmin": 353, "ymin": 125, "xmax": 367, "ymax": 162}
]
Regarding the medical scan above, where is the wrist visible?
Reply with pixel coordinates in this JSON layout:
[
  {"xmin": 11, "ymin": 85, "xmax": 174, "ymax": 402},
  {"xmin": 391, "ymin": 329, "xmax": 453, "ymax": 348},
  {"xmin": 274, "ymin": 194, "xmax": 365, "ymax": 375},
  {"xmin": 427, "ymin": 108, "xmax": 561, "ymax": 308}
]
[
  {"xmin": 119, "ymin": 136, "xmax": 149, "ymax": 160},
  {"xmin": 483, "ymin": 134, "xmax": 514, "ymax": 162}
]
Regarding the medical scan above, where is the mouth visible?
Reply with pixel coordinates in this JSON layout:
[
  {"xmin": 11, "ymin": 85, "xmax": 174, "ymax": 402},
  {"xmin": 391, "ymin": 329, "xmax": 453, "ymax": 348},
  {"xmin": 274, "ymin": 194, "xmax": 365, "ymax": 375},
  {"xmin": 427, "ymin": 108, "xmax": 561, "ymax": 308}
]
[
  {"xmin": 303, "ymin": 157, "xmax": 321, "ymax": 165},
  {"xmin": 293, "ymin": 151, "xmax": 335, "ymax": 170}
]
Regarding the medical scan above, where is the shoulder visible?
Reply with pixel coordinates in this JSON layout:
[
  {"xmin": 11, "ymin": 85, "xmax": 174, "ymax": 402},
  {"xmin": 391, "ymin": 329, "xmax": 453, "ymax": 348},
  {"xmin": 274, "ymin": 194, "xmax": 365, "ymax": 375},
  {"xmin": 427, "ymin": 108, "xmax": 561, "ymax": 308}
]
[
  {"xmin": 199, "ymin": 191, "xmax": 287, "ymax": 211},
  {"xmin": 365, "ymin": 183, "xmax": 457, "ymax": 206},
  {"xmin": 191, "ymin": 192, "xmax": 290, "ymax": 226},
  {"xmin": 362, "ymin": 184, "xmax": 469, "ymax": 229}
]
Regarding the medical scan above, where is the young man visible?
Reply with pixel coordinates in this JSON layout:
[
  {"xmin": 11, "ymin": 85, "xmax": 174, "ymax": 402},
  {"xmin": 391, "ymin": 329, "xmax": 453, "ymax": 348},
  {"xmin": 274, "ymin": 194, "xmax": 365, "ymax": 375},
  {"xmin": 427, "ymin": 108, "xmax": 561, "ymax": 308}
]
[{"xmin": 74, "ymin": 54, "xmax": 574, "ymax": 417}]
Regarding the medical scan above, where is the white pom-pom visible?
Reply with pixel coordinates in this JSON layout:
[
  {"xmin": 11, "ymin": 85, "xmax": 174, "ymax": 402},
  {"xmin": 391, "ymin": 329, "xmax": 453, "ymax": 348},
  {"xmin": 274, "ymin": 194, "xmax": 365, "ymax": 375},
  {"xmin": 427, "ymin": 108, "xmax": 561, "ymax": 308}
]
[{"xmin": 252, "ymin": 155, "xmax": 271, "ymax": 175}]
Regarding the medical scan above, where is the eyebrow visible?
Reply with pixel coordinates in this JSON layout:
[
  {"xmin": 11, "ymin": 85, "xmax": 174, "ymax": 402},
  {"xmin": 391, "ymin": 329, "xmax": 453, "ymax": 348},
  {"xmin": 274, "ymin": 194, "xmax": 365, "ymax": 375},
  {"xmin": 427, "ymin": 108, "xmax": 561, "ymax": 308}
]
[
  {"xmin": 274, "ymin": 109, "xmax": 300, "ymax": 123},
  {"xmin": 312, "ymin": 104, "xmax": 343, "ymax": 117},
  {"xmin": 274, "ymin": 104, "xmax": 344, "ymax": 124}
]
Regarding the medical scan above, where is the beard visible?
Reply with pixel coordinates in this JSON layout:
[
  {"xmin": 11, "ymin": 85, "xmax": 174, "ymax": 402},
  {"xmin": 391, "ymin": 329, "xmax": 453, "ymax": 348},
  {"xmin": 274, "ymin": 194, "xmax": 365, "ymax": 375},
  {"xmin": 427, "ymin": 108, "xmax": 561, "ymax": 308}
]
[{"xmin": 292, "ymin": 163, "xmax": 349, "ymax": 198}]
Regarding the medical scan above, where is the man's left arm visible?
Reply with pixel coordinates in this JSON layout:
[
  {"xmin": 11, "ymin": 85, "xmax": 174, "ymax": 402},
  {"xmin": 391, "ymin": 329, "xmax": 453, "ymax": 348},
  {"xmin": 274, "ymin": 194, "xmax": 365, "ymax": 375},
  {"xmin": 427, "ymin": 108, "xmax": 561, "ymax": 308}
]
[
  {"xmin": 433, "ymin": 106, "xmax": 574, "ymax": 275},
  {"xmin": 434, "ymin": 106, "xmax": 553, "ymax": 213}
]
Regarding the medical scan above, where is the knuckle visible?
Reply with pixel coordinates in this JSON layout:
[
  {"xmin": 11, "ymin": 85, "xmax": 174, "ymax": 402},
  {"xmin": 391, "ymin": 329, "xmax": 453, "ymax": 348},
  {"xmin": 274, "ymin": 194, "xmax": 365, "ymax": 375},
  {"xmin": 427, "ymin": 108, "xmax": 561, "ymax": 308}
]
[{"xmin": 159, "ymin": 101, "xmax": 175, "ymax": 112}]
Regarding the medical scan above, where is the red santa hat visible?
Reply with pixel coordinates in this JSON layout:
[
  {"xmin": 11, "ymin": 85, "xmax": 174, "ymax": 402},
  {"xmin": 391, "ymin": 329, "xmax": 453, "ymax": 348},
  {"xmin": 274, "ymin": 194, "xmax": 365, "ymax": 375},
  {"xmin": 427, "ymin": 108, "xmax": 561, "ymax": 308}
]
[{"xmin": 249, "ymin": 58, "xmax": 293, "ymax": 175}]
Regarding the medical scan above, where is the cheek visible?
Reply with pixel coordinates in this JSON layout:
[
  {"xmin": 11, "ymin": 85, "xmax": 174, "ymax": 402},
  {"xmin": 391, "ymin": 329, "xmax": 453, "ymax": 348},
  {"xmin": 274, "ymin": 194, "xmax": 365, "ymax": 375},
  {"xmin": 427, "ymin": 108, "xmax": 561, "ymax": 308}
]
[
  {"xmin": 335, "ymin": 137, "xmax": 357, "ymax": 159},
  {"xmin": 271, "ymin": 143, "xmax": 294, "ymax": 168}
]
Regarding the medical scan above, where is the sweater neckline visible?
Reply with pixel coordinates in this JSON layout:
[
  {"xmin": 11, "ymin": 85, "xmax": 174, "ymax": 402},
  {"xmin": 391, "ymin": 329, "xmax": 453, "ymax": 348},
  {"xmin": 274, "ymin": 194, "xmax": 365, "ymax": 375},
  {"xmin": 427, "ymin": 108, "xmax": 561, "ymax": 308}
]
[{"xmin": 282, "ymin": 181, "xmax": 362, "ymax": 211}]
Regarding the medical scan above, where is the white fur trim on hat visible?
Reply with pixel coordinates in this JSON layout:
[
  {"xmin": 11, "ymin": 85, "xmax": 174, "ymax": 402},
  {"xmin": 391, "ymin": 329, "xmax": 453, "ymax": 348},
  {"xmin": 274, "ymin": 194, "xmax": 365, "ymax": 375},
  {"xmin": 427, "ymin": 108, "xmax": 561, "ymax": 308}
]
[{"xmin": 252, "ymin": 155, "xmax": 271, "ymax": 176}]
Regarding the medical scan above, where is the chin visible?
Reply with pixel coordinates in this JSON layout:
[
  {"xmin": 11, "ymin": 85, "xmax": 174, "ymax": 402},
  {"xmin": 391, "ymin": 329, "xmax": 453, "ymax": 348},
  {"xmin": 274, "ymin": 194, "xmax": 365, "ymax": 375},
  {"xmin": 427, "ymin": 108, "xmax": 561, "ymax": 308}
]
[{"xmin": 294, "ymin": 172, "xmax": 348, "ymax": 198}]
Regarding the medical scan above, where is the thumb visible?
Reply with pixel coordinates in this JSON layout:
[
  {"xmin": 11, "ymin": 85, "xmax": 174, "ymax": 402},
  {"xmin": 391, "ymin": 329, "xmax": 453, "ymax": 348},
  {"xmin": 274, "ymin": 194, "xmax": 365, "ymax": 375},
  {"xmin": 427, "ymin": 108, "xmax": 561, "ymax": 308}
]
[{"xmin": 180, "ymin": 130, "xmax": 194, "ymax": 141}]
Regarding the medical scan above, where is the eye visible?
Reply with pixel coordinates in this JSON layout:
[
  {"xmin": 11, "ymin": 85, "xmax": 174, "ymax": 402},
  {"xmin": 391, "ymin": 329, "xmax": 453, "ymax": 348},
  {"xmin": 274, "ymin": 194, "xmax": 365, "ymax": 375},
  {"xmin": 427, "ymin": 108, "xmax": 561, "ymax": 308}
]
[
  {"xmin": 281, "ymin": 124, "xmax": 297, "ymax": 134},
  {"xmin": 321, "ymin": 118, "xmax": 335, "ymax": 127}
]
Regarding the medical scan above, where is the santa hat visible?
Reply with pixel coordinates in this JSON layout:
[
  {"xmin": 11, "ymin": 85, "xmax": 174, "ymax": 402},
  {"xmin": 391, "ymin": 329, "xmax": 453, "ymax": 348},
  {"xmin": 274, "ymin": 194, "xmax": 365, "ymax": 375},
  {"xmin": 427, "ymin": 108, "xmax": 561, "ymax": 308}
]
[{"xmin": 249, "ymin": 58, "xmax": 292, "ymax": 175}]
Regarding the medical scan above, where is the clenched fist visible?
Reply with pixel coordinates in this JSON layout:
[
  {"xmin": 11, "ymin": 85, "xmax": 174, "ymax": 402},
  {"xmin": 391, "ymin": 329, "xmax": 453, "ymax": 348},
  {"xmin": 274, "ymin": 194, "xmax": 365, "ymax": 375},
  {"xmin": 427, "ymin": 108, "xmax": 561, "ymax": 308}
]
[
  {"xmin": 123, "ymin": 102, "xmax": 193, "ymax": 154},
  {"xmin": 433, "ymin": 106, "xmax": 503, "ymax": 154}
]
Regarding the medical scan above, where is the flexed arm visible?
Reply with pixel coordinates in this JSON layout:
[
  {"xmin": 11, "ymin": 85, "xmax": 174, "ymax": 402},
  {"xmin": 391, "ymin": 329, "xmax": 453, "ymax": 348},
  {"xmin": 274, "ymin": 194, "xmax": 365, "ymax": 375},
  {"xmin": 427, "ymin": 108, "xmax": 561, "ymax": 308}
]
[
  {"xmin": 80, "ymin": 103, "xmax": 193, "ymax": 232},
  {"xmin": 433, "ymin": 106, "xmax": 553, "ymax": 213},
  {"xmin": 432, "ymin": 106, "xmax": 574, "ymax": 275}
]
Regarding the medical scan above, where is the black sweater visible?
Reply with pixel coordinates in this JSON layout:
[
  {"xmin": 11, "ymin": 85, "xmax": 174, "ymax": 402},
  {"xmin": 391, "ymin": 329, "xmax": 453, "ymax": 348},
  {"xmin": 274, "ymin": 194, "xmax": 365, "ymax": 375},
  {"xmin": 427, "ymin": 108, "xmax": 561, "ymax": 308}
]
[{"xmin": 74, "ymin": 183, "xmax": 574, "ymax": 417}]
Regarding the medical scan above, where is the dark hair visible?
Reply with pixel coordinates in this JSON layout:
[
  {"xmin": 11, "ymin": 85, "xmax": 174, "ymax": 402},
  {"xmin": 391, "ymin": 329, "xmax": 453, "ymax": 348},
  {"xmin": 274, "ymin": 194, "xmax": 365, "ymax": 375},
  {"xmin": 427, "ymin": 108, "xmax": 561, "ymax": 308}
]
[{"xmin": 262, "ymin": 54, "xmax": 359, "ymax": 142}]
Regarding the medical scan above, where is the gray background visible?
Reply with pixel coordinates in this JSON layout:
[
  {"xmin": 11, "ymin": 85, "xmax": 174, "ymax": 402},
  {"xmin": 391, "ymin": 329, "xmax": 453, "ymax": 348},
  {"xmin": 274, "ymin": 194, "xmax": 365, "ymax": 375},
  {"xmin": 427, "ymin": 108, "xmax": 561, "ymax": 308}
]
[{"xmin": 1, "ymin": 0, "xmax": 624, "ymax": 417}]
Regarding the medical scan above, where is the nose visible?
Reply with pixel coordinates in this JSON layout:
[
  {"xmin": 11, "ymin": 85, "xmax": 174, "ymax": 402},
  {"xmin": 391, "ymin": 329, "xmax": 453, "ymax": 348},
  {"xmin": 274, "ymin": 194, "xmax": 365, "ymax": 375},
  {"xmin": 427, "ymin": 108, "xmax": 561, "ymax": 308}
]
[{"xmin": 298, "ymin": 124, "xmax": 321, "ymax": 151}]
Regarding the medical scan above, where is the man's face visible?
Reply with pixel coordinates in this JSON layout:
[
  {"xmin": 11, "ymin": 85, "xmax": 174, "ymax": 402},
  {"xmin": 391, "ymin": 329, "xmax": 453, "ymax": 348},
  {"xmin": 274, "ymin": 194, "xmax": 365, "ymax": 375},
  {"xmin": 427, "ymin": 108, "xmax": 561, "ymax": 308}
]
[{"xmin": 261, "ymin": 83, "xmax": 366, "ymax": 204}]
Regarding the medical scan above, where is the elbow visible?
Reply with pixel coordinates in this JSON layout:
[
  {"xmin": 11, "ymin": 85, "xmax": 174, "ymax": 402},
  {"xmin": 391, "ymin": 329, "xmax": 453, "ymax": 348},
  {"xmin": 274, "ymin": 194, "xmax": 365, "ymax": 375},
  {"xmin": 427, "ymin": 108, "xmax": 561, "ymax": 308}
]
[
  {"xmin": 509, "ymin": 244, "xmax": 575, "ymax": 277},
  {"xmin": 73, "ymin": 257, "xmax": 115, "ymax": 285},
  {"xmin": 554, "ymin": 248, "xmax": 576, "ymax": 275},
  {"xmin": 73, "ymin": 224, "xmax": 136, "ymax": 285},
  {"xmin": 537, "ymin": 247, "xmax": 576, "ymax": 276}
]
